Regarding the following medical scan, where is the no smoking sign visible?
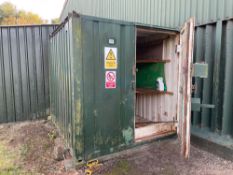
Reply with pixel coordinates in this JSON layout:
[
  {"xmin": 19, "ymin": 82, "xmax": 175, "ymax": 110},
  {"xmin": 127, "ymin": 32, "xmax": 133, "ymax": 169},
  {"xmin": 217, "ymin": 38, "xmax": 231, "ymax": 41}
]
[{"xmin": 105, "ymin": 71, "xmax": 116, "ymax": 89}]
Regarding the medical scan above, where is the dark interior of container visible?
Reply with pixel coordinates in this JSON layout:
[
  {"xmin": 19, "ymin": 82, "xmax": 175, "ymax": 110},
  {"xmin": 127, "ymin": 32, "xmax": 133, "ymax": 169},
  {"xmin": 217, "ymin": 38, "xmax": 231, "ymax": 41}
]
[
  {"xmin": 135, "ymin": 27, "xmax": 178, "ymax": 142},
  {"xmin": 136, "ymin": 28, "xmax": 170, "ymax": 89}
]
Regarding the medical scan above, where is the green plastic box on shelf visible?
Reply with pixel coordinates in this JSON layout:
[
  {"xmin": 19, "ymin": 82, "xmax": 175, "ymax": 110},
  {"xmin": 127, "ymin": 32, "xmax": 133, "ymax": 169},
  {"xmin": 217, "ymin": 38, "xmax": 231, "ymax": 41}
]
[{"xmin": 136, "ymin": 63, "xmax": 166, "ymax": 89}]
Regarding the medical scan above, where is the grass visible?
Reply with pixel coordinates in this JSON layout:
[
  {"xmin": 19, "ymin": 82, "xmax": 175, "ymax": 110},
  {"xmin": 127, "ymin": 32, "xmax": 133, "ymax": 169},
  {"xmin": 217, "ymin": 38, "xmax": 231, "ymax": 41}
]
[
  {"xmin": 0, "ymin": 141, "xmax": 22, "ymax": 175},
  {"xmin": 0, "ymin": 141, "xmax": 40, "ymax": 175}
]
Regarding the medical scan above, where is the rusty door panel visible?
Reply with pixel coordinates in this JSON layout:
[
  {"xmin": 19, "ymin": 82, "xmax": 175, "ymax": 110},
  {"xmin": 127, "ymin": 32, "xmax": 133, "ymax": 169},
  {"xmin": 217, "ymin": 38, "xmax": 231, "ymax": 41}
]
[{"xmin": 178, "ymin": 18, "xmax": 195, "ymax": 159}]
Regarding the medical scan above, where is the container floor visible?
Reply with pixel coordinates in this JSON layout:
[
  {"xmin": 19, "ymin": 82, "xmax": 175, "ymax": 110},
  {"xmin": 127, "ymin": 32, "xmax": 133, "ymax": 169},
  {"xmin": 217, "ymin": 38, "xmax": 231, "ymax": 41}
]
[{"xmin": 135, "ymin": 116, "xmax": 154, "ymax": 128}]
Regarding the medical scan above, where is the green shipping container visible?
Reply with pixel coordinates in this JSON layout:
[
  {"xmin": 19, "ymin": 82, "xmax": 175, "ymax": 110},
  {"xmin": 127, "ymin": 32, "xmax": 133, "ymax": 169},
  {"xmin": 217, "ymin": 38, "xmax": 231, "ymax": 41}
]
[{"xmin": 49, "ymin": 12, "xmax": 195, "ymax": 161}]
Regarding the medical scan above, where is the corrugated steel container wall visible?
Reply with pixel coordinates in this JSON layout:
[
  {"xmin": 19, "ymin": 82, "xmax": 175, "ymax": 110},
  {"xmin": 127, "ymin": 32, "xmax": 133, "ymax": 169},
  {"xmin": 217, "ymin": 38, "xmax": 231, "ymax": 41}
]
[
  {"xmin": 60, "ymin": 0, "xmax": 233, "ymax": 28},
  {"xmin": 50, "ymin": 13, "xmax": 136, "ymax": 160},
  {"xmin": 50, "ymin": 18, "xmax": 80, "ymax": 157},
  {"xmin": 0, "ymin": 25, "xmax": 57, "ymax": 123},
  {"xmin": 192, "ymin": 19, "xmax": 233, "ymax": 137}
]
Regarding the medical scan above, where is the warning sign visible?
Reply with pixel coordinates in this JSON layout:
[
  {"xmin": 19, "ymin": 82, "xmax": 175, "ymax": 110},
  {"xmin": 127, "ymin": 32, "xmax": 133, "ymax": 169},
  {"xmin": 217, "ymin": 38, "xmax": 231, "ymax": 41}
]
[
  {"xmin": 104, "ymin": 47, "xmax": 117, "ymax": 69},
  {"xmin": 105, "ymin": 71, "xmax": 116, "ymax": 89}
]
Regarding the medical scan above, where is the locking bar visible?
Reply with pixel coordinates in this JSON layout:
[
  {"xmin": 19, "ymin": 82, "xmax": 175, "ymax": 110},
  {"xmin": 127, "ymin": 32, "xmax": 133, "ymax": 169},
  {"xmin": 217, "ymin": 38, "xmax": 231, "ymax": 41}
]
[{"xmin": 191, "ymin": 98, "xmax": 215, "ymax": 112}]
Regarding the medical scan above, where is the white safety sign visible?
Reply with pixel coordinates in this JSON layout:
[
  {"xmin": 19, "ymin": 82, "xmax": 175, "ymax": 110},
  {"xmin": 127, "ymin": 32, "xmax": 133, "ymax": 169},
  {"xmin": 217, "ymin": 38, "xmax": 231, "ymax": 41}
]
[{"xmin": 105, "ymin": 71, "xmax": 116, "ymax": 89}]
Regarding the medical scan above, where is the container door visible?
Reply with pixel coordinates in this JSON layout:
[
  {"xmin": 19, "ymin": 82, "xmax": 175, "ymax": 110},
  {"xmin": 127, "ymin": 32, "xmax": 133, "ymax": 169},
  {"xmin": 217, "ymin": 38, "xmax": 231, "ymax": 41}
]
[
  {"xmin": 177, "ymin": 18, "xmax": 195, "ymax": 159},
  {"xmin": 82, "ymin": 19, "xmax": 136, "ymax": 160}
]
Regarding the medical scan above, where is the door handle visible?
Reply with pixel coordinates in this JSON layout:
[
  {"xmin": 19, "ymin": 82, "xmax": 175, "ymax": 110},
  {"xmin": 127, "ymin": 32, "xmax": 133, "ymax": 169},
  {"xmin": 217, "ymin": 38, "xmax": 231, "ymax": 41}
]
[{"xmin": 131, "ymin": 80, "xmax": 136, "ymax": 90}]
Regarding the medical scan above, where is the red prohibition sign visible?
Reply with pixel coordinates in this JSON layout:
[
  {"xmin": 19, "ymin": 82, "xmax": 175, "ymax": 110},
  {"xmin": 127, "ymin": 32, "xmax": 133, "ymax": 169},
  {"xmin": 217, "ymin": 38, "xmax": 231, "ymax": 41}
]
[{"xmin": 107, "ymin": 72, "xmax": 115, "ymax": 82}]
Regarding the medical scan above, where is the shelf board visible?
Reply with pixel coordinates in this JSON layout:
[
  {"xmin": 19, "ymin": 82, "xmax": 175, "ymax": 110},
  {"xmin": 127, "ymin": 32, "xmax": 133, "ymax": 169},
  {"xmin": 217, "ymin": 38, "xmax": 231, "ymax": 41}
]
[
  {"xmin": 136, "ymin": 88, "xmax": 173, "ymax": 95},
  {"xmin": 137, "ymin": 59, "xmax": 171, "ymax": 64}
]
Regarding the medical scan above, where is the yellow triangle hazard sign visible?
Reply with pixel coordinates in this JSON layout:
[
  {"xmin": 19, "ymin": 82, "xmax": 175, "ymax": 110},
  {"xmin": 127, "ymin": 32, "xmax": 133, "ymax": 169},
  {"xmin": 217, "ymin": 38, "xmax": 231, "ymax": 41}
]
[
  {"xmin": 105, "ymin": 47, "xmax": 117, "ymax": 69},
  {"xmin": 106, "ymin": 49, "xmax": 116, "ymax": 60}
]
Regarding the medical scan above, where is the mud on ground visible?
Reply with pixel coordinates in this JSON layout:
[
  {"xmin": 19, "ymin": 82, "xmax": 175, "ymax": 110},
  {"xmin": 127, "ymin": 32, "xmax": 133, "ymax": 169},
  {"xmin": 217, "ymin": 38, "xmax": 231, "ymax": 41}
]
[
  {"xmin": 0, "ymin": 120, "xmax": 233, "ymax": 175},
  {"xmin": 0, "ymin": 120, "xmax": 78, "ymax": 175}
]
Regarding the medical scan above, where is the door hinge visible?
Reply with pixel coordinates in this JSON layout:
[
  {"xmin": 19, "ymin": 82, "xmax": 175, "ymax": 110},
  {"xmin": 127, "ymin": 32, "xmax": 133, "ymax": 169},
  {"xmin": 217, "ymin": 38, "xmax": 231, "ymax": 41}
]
[
  {"xmin": 133, "ymin": 65, "xmax": 137, "ymax": 76},
  {"xmin": 131, "ymin": 80, "xmax": 136, "ymax": 90},
  {"xmin": 176, "ymin": 44, "xmax": 182, "ymax": 53},
  {"xmin": 192, "ymin": 84, "xmax": 196, "ymax": 92}
]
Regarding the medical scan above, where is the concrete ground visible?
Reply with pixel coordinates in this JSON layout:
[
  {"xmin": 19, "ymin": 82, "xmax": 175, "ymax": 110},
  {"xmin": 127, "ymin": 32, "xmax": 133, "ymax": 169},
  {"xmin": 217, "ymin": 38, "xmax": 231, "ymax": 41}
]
[
  {"xmin": 0, "ymin": 120, "xmax": 233, "ymax": 175},
  {"xmin": 97, "ymin": 139, "xmax": 233, "ymax": 175}
]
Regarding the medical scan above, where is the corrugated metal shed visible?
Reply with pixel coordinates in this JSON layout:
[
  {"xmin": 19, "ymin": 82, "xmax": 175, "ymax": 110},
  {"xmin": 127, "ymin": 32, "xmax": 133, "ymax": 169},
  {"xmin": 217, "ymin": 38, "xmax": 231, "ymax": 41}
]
[
  {"xmin": 60, "ymin": 0, "xmax": 233, "ymax": 145},
  {"xmin": 192, "ymin": 19, "xmax": 233, "ymax": 137},
  {"xmin": 50, "ymin": 13, "xmax": 136, "ymax": 160},
  {"xmin": 0, "ymin": 25, "xmax": 57, "ymax": 123},
  {"xmin": 60, "ymin": 0, "xmax": 233, "ymax": 28}
]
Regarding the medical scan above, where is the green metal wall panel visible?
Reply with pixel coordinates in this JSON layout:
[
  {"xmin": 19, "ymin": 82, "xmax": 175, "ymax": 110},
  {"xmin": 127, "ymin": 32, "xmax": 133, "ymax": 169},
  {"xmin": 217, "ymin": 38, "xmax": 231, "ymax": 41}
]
[
  {"xmin": 72, "ymin": 16, "xmax": 85, "ymax": 160},
  {"xmin": 81, "ymin": 17, "xmax": 135, "ymax": 160},
  {"xmin": 192, "ymin": 19, "xmax": 233, "ymax": 137},
  {"xmin": 50, "ymin": 17, "xmax": 83, "ymax": 159},
  {"xmin": 50, "ymin": 13, "xmax": 135, "ymax": 161},
  {"xmin": 222, "ymin": 20, "xmax": 233, "ymax": 135},
  {"xmin": 0, "ymin": 25, "xmax": 57, "ymax": 123},
  {"xmin": 60, "ymin": 0, "xmax": 233, "ymax": 28}
]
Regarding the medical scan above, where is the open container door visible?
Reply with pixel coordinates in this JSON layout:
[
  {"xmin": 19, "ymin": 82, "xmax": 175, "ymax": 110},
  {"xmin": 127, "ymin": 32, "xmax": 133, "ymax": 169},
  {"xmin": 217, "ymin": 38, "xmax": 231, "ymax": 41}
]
[{"xmin": 177, "ymin": 18, "xmax": 195, "ymax": 159}]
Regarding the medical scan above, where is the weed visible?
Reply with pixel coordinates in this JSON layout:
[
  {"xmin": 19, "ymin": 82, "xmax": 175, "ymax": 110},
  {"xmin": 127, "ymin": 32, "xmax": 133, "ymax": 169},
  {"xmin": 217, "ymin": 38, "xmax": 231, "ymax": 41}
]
[
  {"xmin": 20, "ymin": 143, "xmax": 29, "ymax": 158},
  {"xmin": 105, "ymin": 160, "xmax": 136, "ymax": 175},
  {"xmin": 48, "ymin": 130, "xmax": 57, "ymax": 141}
]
